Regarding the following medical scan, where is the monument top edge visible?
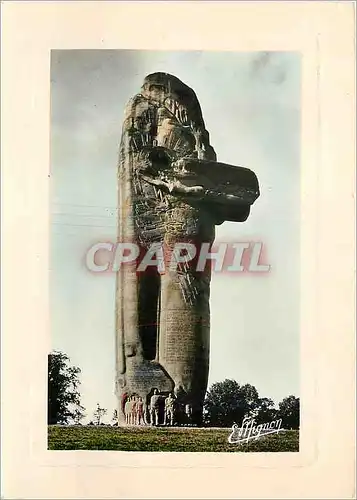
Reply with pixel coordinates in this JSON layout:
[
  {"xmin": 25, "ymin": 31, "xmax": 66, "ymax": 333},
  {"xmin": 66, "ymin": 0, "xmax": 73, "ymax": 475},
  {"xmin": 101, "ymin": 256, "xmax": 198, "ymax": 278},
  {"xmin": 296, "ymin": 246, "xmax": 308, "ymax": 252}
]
[{"xmin": 141, "ymin": 72, "xmax": 196, "ymax": 96}]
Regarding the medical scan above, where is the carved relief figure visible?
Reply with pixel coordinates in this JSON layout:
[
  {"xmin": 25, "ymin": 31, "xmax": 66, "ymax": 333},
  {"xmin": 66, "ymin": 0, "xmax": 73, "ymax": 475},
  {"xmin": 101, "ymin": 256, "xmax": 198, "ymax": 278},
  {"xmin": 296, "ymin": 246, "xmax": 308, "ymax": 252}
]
[
  {"xmin": 149, "ymin": 389, "xmax": 161, "ymax": 426},
  {"xmin": 130, "ymin": 395, "xmax": 137, "ymax": 425},
  {"xmin": 124, "ymin": 396, "xmax": 131, "ymax": 425},
  {"xmin": 164, "ymin": 393, "xmax": 176, "ymax": 426},
  {"xmin": 136, "ymin": 396, "xmax": 145, "ymax": 425}
]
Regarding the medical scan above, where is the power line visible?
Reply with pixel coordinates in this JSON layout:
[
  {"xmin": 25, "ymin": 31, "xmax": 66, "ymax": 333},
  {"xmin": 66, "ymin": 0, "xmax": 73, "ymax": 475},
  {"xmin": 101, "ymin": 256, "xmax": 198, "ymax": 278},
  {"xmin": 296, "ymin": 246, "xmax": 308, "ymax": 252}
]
[
  {"xmin": 52, "ymin": 212, "xmax": 117, "ymax": 218},
  {"xmin": 52, "ymin": 202, "xmax": 117, "ymax": 209},
  {"xmin": 52, "ymin": 222, "xmax": 116, "ymax": 229}
]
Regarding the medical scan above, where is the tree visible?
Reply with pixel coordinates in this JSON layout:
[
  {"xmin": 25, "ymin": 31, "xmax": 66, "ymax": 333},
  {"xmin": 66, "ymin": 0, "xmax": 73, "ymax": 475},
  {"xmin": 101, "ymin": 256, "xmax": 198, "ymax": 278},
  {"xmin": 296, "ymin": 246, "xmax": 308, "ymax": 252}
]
[
  {"xmin": 93, "ymin": 403, "xmax": 107, "ymax": 425},
  {"xmin": 203, "ymin": 379, "xmax": 260, "ymax": 427},
  {"xmin": 48, "ymin": 351, "xmax": 85, "ymax": 425},
  {"xmin": 72, "ymin": 405, "xmax": 86, "ymax": 425},
  {"xmin": 254, "ymin": 397, "xmax": 277, "ymax": 424},
  {"xmin": 111, "ymin": 409, "xmax": 118, "ymax": 426},
  {"xmin": 277, "ymin": 395, "xmax": 300, "ymax": 429}
]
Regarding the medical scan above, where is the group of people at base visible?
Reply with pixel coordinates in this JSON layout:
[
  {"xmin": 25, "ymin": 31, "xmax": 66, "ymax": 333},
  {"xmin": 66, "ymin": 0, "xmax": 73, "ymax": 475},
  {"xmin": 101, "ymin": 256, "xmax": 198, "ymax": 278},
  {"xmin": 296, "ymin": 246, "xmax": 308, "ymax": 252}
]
[
  {"xmin": 124, "ymin": 395, "xmax": 146, "ymax": 425},
  {"xmin": 123, "ymin": 389, "xmax": 193, "ymax": 426}
]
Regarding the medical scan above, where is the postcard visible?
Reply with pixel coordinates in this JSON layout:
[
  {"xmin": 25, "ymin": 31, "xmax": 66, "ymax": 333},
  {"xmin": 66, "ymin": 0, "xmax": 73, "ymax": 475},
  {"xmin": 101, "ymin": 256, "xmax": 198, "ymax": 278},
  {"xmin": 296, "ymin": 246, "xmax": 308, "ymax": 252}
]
[{"xmin": 1, "ymin": 2, "xmax": 355, "ymax": 499}]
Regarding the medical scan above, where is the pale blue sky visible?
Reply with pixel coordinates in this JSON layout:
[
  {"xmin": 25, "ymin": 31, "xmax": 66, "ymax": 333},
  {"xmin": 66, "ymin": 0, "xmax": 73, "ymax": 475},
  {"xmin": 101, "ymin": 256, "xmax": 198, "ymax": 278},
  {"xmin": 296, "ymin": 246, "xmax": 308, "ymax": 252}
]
[{"xmin": 50, "ymin": 50, "xmax": 300, "ymax": 422}]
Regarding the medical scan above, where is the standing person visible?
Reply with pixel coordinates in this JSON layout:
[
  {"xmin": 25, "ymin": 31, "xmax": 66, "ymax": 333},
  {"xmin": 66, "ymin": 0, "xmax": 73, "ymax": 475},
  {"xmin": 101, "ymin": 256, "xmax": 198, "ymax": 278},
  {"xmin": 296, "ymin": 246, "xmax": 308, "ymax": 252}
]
[
  {"xmin": 185, "ymin": 402, "xmax": 193, "ymax": 425},
  {"xmin": 124, "ymin": 396, "xmax": 131, "ymax": 425},
  {"xmin": 136, "ymin": 397, "xmax": 145, "ymax": 425},
  {"xmin": 143, "ymin": 399, "xmax": 150, "ymax": 425},
  {"xmin": 150, "ymin": 389, "xmax": 161, "ymax": 426},
  {"xmin": 164, "ymin": 393, "xmax": 176, "ymax": 426},
  {"xmin": 121, "ymin": 392, "xmax": 128, "ymax": 417},
  {"xmin": 131, "ymin": 395, "xmax": 137, "ymax": 425}
]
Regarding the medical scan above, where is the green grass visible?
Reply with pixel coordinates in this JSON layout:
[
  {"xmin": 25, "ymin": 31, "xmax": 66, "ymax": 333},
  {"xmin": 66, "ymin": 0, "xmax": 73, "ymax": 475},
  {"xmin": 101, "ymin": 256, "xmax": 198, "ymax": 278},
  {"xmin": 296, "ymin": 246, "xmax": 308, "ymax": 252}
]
[{"xmin": 48, "ymin": 425, "xmax": 299, "ymax": 452}]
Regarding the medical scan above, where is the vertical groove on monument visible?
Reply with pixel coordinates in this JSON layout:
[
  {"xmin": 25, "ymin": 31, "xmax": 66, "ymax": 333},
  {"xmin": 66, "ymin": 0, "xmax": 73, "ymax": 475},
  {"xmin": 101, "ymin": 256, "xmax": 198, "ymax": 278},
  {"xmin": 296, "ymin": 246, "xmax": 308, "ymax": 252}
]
[{"xmin": 115, "ymin": 73, "xmax": 260, "ymax": 426}]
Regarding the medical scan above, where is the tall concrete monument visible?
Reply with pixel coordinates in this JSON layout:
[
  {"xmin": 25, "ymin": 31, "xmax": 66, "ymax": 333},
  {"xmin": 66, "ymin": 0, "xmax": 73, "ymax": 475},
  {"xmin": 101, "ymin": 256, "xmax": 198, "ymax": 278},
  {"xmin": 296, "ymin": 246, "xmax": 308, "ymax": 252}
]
[{"xmin": 115, "ymin": 73, "xmax": 260, "ymax": 425}]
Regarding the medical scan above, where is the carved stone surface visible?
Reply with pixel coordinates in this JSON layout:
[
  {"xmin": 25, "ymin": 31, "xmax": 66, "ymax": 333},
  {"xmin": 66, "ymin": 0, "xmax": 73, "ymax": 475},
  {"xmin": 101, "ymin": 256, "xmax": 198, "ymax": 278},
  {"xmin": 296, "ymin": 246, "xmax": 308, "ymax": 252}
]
[{"xmin": 115, "ymin": 73, "xmax": 259, "ymax": 426}]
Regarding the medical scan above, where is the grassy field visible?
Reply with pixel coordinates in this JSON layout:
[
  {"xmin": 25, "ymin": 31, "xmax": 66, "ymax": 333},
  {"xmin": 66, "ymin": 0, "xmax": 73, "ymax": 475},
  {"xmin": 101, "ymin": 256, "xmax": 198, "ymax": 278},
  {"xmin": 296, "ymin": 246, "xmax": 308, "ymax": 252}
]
[{"xmin": 48, "ymin": 425, "xmax": 299, "ymax": 452}]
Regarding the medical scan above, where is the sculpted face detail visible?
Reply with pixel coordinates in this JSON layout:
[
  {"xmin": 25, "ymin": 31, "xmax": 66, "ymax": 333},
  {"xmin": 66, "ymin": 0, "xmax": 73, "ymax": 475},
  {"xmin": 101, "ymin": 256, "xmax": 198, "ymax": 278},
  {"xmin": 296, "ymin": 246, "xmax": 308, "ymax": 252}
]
[{"xmin": 115, "ymin": 73, "xmax": 259, "ymax": 426}]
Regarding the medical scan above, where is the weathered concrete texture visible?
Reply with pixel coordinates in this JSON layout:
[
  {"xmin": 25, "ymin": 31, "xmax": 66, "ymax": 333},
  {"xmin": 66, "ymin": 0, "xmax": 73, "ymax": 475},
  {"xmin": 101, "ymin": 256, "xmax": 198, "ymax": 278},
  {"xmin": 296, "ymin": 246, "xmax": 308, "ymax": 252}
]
[{"xmin": 115, "ymin": 73, "xmax": 259, "ymax": 426}]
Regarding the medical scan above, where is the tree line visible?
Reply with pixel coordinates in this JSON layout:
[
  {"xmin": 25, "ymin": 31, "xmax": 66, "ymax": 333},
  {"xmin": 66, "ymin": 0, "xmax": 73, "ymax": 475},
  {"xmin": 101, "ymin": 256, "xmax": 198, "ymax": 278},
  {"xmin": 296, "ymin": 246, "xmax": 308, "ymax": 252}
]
[{"xmin": 48, "ymin": 351, "xmax": 299, "ymax": 429}]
